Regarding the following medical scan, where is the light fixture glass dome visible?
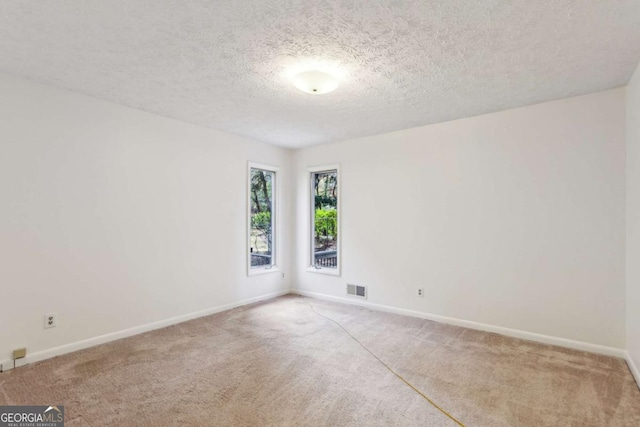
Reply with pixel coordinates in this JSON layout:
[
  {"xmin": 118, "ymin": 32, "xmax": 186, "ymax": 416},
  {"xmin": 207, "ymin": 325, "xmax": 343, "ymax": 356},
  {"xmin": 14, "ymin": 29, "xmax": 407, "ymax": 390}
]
[{"xmin": 292, "ymin": 70, "xmax": 339, "ymax": 94}]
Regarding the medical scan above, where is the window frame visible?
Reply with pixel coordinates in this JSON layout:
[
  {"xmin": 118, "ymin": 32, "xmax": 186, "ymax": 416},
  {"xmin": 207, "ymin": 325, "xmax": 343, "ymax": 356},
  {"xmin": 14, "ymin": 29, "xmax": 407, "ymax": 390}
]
[
  {"xmin": 307, "ymin": 164, "xmax": 341, "ymax": 276},
  {"xmin": 247, "ymin": 162, "xmax": 280, "ymax": 276}
]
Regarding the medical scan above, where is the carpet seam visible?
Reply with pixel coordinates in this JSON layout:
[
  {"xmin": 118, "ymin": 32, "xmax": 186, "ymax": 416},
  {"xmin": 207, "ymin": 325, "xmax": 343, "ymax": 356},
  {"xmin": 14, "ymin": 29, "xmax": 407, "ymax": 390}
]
[{"xmin": 307, "ymin": 303, "xmax": 466, "ymax": 427}]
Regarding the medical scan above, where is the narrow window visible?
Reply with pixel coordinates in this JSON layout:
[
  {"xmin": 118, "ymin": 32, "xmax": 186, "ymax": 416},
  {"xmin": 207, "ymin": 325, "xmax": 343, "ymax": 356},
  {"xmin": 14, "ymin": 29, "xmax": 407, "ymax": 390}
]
[
  {"xmin": 310, "ymin": 166, "xmax": 339, "ymax": 274},
  {"xmin": 248, "ymin": 163, "xmax": 278, "ymax": 274}
]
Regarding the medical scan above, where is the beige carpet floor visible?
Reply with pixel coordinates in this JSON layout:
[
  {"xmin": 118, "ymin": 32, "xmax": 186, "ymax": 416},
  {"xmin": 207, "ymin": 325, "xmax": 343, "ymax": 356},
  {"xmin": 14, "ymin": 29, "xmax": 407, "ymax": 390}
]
[{"xmin": 1, "ymin": 295, "xmax": 639, "ymax": 426}]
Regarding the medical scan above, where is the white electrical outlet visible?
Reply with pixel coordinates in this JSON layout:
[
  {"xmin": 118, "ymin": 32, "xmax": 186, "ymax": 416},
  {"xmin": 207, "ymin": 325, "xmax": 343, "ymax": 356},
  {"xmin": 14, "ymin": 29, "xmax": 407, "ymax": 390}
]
[
  {"xmin": 417, "ymin": 288, "xmax": 424, "ymax": 297},
  {"xmin": 44, "ymin": 313, "xmax": 57, "ymax": 329}
]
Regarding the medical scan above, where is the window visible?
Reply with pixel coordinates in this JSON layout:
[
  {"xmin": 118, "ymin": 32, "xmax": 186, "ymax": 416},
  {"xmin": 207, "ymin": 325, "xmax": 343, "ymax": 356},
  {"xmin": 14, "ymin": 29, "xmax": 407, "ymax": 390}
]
[
  {"xmin": 248, "ymin": 163, "xmax": 278, "ymax": 274},
  {"xmin": 309, "ymin": 165, "xmax": 340, "ymax": 274}
]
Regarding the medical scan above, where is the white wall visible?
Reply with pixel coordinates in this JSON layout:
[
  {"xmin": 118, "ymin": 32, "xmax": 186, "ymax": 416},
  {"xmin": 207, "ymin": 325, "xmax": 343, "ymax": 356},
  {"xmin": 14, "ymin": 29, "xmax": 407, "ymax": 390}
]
[
  {"xmin": 0, "ymin": 73, "xmax": 291, "ymax": 365},
  {"xmin": 293, "ymin": 89, "xmax": 626, "ymax": 349},
  {"xmin": 627, "ymin": 63, "xmax": 640, "ymax": 374},
  {"xmin": 0, "ymin": 69, "xmax": 630, "ymax": 366}
]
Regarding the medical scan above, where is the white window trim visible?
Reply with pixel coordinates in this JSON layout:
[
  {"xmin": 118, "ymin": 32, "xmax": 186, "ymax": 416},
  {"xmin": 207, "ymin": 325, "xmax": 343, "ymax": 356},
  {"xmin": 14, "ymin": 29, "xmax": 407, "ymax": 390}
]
[
  {"xmin": 247, "ymin": 161, "xmax": 280, "ymax": 276},
  {"xmin": 306, "ymin": 164, "xmax": 341, "ymax": 276}
]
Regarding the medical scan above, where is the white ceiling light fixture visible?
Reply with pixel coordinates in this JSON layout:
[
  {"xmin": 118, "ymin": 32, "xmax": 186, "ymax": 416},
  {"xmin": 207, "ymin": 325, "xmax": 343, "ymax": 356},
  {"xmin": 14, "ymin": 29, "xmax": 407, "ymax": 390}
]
[{"xmin": 292, "ymin": 70, "xmax": 339, "ymax": 94}]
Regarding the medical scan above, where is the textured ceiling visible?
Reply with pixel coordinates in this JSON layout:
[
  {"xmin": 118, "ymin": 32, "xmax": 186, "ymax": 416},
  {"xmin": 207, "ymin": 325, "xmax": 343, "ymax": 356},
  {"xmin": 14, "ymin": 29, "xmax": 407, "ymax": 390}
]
[{"xmin": 1, "ymin": 1, "xmax": 639, "ymax": 148}]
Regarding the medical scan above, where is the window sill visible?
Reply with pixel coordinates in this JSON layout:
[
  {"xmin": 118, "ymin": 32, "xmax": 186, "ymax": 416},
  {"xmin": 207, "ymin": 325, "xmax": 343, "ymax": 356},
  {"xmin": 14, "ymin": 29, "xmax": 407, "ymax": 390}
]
[
  {"xmin": 306, "ymin": 266, "xmax": 340, "ymax": 276},
  {"xmin": 248, "ymin": 266, "xmax": 280, "ymax": 277}
]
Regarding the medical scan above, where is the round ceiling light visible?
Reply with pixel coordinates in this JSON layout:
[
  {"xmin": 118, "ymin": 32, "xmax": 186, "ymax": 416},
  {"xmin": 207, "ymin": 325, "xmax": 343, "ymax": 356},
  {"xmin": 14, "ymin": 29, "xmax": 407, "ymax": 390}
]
[{"xmin": 292, "ymin": 70, "xmax": 339, "ymax": 94}]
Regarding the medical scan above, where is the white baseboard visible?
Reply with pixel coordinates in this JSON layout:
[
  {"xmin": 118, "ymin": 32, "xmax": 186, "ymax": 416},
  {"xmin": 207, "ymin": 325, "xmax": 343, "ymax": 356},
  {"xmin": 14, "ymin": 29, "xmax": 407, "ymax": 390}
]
[
  {"xmin": 626, "ymin": 352, "xmax": 640, "ymax": 389},
  {"xmin": 292, "ymin": 290, "xmax": 627, "ymax": 359},
  {"xmin": 0, "ymin": 289, "xmax": 290, "ymax": 372}
]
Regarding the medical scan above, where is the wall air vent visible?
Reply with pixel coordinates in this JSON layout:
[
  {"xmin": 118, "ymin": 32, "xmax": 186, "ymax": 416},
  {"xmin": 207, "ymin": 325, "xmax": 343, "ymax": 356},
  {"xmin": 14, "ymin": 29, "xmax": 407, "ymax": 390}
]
[{"xmin": 346, "ymin": 284, "xmax": 366, "ymax": 299}]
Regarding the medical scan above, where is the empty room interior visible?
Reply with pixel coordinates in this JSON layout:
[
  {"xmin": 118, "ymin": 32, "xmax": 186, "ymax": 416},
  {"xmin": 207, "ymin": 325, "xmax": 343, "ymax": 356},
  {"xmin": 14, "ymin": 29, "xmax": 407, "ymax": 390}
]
[{"xmin": 2, "ymin": 1, "xmax": 640, "ymax": 426}]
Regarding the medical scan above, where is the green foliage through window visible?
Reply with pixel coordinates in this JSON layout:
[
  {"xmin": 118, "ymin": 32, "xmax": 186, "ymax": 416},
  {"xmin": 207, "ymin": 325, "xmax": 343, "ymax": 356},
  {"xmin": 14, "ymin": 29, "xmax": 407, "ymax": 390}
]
[
  {"xmin": 250, "ymin": 168, "xmax": 274, "ymax": 268},
  {"xmin": 312, "ymin": 170, "xmax": 338, "ymax": 261},
  {"xmin": 315, "ymin": 207, "xmax": 337, "ymax": 243}
]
